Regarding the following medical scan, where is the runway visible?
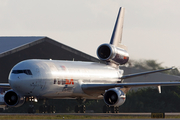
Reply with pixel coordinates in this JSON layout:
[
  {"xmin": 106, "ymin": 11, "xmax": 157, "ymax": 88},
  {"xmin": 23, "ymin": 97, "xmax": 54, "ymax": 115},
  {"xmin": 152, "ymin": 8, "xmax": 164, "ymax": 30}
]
[
  {"xmin": 0, "ymin": 112, "xmax": 179, "ymax": 116},
  {"xmin": 0, "ymin": 113, "xmax": 154, "ymax": 116},
  {"xmin": 0, "ymin": 113, "xmax": 179, "ymax": 120}
]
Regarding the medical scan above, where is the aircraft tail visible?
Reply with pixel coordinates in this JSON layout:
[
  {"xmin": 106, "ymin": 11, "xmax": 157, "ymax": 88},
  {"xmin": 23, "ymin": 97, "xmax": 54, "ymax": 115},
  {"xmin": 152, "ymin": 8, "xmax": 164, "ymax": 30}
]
[
  {"xmin": 110, "ymin": 7, "xmax": 127, "ymax": 50},
  {"xmin": 96, "ymin": 7, "xmax": 129, "ymax": 66}
]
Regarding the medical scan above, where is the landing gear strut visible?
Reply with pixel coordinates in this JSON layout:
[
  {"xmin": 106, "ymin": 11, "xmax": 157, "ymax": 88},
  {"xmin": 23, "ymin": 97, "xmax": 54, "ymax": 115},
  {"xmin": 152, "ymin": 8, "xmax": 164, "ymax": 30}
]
[
  {"xmin": 103, "ymin": 105, "xmax": 119, "ymax": 113},
  {"xmin": 75, "ymin": 105, "xmax": 86, "ymax": 113},
  {"xmin": 27, "ymin": 97, "xmax": 36, "ymax": 113},
  {"xmin": 74, "ymin": 99, "xmax": 86, "ymax": 113},
  {"xmin": 39, "ymin": 99, "xmax": 55, "ymax": 113},
  {"xmin": 39, "ymin": 105, "xmax": 55, "ymax": 113}
]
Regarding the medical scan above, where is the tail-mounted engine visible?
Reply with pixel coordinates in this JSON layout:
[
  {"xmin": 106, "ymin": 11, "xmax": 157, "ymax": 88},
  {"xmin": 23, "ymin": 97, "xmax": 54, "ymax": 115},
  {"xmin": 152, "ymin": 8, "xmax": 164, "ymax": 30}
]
[
  {"xmin": 4, "ymin": 90, "xmax": 25, "ymax": 107},
  {"xmin": 97, "ymin": 44, "xmax": 129, "ymax": 65},
  {"xmin": 104, "ymin": 88, "xmax": 126, "ymax": 107}
]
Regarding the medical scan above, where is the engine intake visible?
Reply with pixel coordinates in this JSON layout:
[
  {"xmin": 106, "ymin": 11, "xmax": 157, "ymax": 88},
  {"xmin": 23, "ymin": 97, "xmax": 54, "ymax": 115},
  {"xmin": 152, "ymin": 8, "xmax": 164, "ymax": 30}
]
[
  {"xmin": 97, "ymin": 44, "xmax": 129, "ymax": 65},
  {"xmin": 104, "ymin": 88, "xmax": 126, "ymax": 107},
  {"xmin": 4, "ymin": 90, "xmax": 25, "ymax": 107}
]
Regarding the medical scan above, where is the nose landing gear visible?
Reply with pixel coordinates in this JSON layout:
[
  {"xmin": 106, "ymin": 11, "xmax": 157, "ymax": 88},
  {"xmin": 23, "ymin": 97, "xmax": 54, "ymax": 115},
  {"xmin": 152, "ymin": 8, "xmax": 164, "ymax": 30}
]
[
  {"xmin": 103, "ymin": 105, "xmax": 119, "ymax": 113},
  {"xmin": 27, "ymin": 97, "xmax": 37, "ymax": 113}
]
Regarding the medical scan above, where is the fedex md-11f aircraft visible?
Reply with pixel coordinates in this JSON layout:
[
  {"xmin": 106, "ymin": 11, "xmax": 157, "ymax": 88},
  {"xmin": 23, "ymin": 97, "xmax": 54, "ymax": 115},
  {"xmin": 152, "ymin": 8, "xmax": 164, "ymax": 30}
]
[{"xmin": 1, "ymin": 7, "xmax": 180, "ymax": 113}]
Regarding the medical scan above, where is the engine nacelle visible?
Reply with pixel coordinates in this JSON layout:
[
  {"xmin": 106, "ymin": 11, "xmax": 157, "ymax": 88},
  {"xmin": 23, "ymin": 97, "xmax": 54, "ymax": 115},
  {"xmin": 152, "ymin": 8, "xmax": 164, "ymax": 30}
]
[
  {"xmin": 4, "ymin": 90, "xmax": 25, "ymax": 107},
  {"xmin": 97, "ymin": 44, "xmax": 129, "ymax": 65},
  {"xmin": 104, "ymin": 88, "xmax": 126, "ymax": 107}
]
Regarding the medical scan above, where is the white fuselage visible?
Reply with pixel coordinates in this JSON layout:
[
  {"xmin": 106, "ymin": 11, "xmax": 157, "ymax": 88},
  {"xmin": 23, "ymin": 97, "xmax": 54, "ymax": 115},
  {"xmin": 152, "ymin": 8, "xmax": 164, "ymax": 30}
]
[{"xmin": 9, "ymin": 59, "xmax": 123, "ymax": 99}]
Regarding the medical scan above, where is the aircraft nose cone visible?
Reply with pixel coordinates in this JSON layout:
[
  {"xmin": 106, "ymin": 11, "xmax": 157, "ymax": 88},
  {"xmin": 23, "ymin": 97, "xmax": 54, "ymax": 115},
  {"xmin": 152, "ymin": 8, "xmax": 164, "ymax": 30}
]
[
  {"xmin": 9, "ymin": 75, "xmax": 22, "ymax": 92},
  {"xmin": 8, "ymin": 60, "xmax": 36, "ymax": 95},
  {"xmin": 9, "ymin": 76, "xmax": 31, "ymax": 95},
  {"xmin": 8, "ymin": 69, "xmax": 31, "ymax": 95}
]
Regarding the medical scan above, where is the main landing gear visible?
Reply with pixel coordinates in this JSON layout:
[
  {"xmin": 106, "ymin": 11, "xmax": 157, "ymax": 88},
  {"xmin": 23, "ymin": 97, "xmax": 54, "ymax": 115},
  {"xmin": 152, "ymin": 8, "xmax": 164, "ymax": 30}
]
[
  {"xmin": 39, "ymin": 104, "xmax": 55, "ymax": 113},
  {"xmin": 39, "ymin": 99, "xmax": 55, "ymax": 113},
  {"xmin": 75, "ymin": 105, "xmax": 86, "ymax": 113},
  {"xmin": 103, "ymin": 105, "xmax": 119, "ymax": 113},
  {"xmin": 74, "ymin": 99, "xmax": 86, "ymax": 113}
]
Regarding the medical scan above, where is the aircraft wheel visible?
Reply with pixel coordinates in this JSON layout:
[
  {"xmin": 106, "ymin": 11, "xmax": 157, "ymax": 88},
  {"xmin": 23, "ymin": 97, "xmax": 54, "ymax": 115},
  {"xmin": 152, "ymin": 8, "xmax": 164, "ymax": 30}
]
[
  {"xmin": 80, "ymin": 105, "xmax": 86, "ymax": 113},
  {"xmin": 52, "ymin": 105, "xmax": 56, "ymax": 113},
  {"xmin": 75, "ymin": 105, "xmax": 85, "ymax": 113},
  {"xmin": 75, "ymin": 105, "xmax": 80, "ymax": 113},
  {"xmin": 47, "ymin": 105, "xmax": 56, "ymax": 113},
  {"xmin": 39, "ymin": 105, "xmax": 47, "ymax": 113},
  {"xmin": 114, "ymin": 106, "xmax": 119, "ymax": 113},
  {"xmin": 103, "ymin": 105, "xmax": 110, "ymax": 113}
]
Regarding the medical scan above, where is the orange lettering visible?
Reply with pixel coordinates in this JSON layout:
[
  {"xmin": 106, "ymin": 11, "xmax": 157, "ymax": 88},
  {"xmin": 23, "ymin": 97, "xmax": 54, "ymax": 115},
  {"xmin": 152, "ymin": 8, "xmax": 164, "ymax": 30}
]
[
  {"xmin": 65, "ymin": 79, "xmax": 74, "ymax": 85},
  {"xmin": 70, "ymin": 79, "xmax": 74, "ymax": 85}
]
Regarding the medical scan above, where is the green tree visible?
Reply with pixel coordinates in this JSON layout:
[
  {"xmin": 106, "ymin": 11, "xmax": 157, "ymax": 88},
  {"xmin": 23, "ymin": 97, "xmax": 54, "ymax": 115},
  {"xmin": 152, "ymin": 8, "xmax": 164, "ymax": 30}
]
[{"xmin": 129, "ymin": 59, "xmax": 180, "ymax": 75}]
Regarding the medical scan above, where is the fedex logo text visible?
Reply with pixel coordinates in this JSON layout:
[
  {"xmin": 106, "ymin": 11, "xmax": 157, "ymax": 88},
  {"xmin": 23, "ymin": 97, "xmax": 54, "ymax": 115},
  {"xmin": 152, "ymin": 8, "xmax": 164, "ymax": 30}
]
[
  {"xmin": 53, "ymin": 79, "xmax": 74, "ymax": 85},
  {"xmin": 65, "ymin": 79, "xmax": 74, "ymax": 85}
]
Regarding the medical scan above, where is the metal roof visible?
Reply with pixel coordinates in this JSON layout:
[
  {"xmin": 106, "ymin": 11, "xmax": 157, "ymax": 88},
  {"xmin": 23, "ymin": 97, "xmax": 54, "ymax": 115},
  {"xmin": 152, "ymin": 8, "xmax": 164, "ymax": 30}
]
[
  {"xmin": 0, "ymin": 36, "xmax": 101, "ymax": 63},
  {"xmin": 0, "ymin": 37, "xmax": 45, "ymax": 54},
  {"xmin": 0, "ymin": 36, "xmax": 102, "ymax": 83}
]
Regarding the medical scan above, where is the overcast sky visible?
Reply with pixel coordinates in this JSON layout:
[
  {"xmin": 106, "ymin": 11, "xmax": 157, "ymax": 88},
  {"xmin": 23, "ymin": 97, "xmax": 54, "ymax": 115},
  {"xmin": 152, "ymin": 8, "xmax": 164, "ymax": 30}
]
[{"xmin": 0, "ymin": 0, "xmax": 180, "ymax": 67}]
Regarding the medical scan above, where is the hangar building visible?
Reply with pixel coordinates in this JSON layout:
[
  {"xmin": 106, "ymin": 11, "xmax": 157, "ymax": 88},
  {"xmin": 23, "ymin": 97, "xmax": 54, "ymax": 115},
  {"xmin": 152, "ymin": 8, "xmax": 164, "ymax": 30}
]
[{"xmin": 0, "ymin": 37, "xmax": 102, "ymax": 83}]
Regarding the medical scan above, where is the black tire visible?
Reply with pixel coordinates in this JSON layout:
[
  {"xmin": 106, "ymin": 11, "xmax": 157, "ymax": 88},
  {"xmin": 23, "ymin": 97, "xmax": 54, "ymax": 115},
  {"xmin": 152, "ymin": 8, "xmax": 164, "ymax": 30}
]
[
  {"xmin": 115, "ymin": 106, "xmax": 119, "ymax": 113},
  {"xmin": 80, "ymin": 105, "xmax": 86, "ymax": 113},
  {"xmin": 75, "ymin": 105, "xmax": 79, "ymax": 113}
]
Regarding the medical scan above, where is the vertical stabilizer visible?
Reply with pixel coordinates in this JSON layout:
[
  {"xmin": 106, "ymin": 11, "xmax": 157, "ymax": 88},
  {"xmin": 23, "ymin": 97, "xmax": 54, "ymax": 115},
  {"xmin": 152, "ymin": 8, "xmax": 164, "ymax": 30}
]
[{"xmin": 110, "ymin": 7, "xmax": 126, "ymax": 50}]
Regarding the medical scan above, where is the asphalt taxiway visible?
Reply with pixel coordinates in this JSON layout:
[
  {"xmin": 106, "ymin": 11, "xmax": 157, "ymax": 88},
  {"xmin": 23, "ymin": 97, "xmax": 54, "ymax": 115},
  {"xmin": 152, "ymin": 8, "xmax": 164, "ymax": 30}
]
[
  {"xmin": 0, "ymin": 113, "xmax": 154, "ymax": 116},
  {"xmin": 0, "ymin": 112, "xmax": 178, "ymax": 116},
  {"xmin": 0, "ymin": 113, "xmax": 180, "ymax": 119}
]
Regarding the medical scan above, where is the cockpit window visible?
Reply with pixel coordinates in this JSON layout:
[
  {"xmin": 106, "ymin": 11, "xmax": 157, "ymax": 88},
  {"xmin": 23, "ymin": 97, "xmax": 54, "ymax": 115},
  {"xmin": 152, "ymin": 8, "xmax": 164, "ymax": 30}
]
[{"xmin": 12, "ymin": 70, "xmax": 32, "ymax": 75}]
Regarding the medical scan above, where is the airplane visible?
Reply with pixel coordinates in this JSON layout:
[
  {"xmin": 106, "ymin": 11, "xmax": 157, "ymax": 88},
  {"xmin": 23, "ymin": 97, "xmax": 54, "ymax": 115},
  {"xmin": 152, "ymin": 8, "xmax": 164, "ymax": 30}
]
[{"xmin": 1, "ymin": 7, "xmax": 180, "ymax": 113}]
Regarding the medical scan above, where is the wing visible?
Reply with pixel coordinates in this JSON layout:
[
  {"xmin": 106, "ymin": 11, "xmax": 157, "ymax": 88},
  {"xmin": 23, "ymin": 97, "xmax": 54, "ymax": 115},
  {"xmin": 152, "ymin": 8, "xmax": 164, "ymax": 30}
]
[
  {"xmin": 120, "ymin": 67, "xmax": 174, "ymax": 79},
  {"xmin": 81, "ymin": 82, "xmax": 180, "ymax": 95},
  {"xmin": 82, "ymin": 67, "xmax": 178, "ymax": 95},
  {"xmin": 0, "ymin": 83, "xmax": 11, "ymax": 88}
]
